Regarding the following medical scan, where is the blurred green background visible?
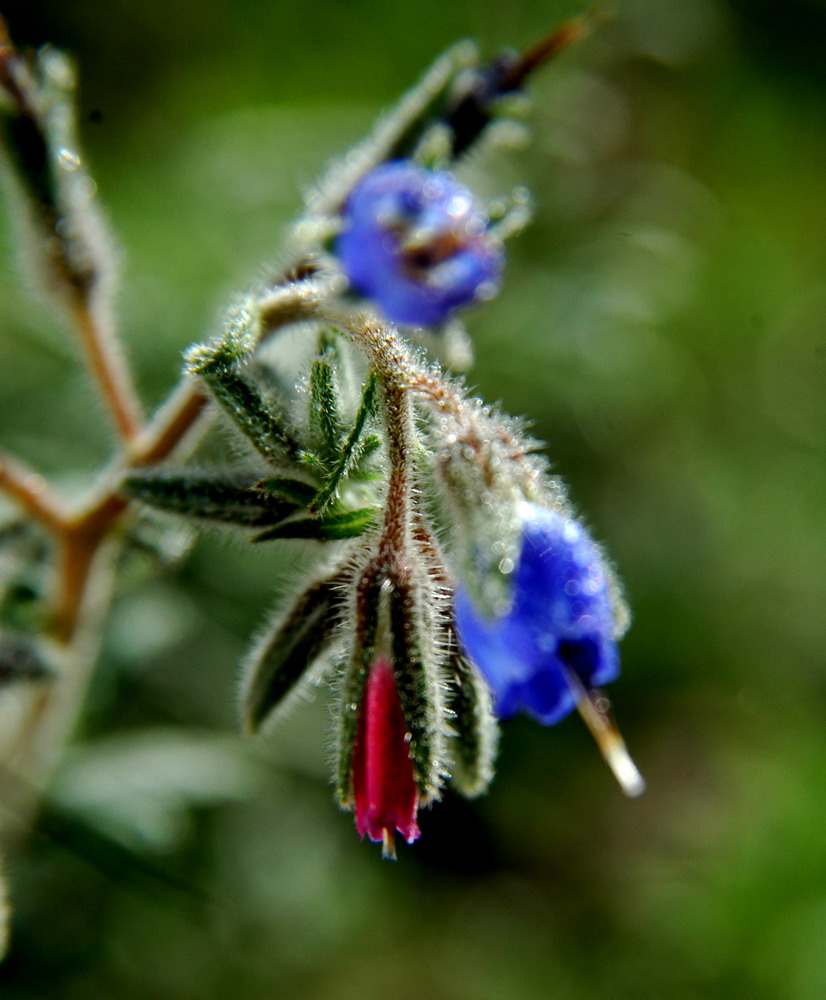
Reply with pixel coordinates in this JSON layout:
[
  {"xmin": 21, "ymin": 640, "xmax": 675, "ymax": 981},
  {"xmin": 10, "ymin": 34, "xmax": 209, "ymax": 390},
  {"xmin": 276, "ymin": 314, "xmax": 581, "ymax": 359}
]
[{"xmin": 1, "ymin": 0, "xmax": 826, "ymax": 997}]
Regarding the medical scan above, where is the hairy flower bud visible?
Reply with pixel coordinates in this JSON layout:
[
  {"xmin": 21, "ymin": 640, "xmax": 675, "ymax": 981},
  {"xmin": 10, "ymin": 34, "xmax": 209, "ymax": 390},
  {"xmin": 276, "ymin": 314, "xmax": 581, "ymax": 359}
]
[
  {"xmin": 336, "ymin": 160, "xmax": 503, "ymax": 326},
  {"xmin": 351, "ymin": 656, "xmax": 420, "ymax": 858}
]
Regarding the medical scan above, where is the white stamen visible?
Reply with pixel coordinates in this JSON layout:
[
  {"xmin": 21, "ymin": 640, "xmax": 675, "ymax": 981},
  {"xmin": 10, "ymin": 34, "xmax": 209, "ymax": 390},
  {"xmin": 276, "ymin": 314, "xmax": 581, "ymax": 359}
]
[
  {"xmin": 564, "ymin": 669, "xmax": 645, "ymax": 798},
  {"xmin": 593, "ymin": 727, "xmax": 646, "ymax": 798},
  {"xmin": 381, "ymin": 828, "xmax": 398, "ymax": 860}
]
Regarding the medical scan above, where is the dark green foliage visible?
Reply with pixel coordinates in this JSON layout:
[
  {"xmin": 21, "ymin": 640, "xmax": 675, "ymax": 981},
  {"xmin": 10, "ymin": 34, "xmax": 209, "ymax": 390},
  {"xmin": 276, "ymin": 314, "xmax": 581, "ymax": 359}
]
[
  {"xmin": 185, "ymin": 308, "xmax": 299, "ymax": 463},
  {"xmin": 122, "ymin": 468, "xmax": 303, "ymax": 528},
  {"xmin": 311, "ymin": 372, "xmax": 379, "ymax": 513},
  {"xmin": 185, "ymin": 321, "xmax": 382, "ymax": 540},
  {"xmin": 252, "ymin": 507, "xmax": 378, "ymax": 542},
  {"xmin": 241, "ymin": 569, "xmax": 347, "ymax": 734}
]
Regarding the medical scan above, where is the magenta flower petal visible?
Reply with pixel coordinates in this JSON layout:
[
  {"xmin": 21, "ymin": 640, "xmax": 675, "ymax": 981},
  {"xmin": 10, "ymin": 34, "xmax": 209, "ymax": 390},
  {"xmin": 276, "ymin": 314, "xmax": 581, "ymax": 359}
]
[{"xmin": 352, "ymin": 656, "xmax": 420, "ymax": 856}]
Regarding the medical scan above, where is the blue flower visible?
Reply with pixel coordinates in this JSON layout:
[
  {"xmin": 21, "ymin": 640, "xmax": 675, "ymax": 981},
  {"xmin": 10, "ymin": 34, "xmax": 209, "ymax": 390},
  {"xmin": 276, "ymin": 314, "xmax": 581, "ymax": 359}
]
[
  {"xmin": 454, "ymin": 504, "xmax": 621, "ymax": 725},
  {"xmin": 336, "ymin": 161, "xmax": 503, "ymax": 326}
]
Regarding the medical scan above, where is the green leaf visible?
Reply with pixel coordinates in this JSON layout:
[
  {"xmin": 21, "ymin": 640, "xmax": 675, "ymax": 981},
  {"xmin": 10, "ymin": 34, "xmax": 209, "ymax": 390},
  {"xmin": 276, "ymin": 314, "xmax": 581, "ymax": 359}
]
[
  {"xmin": 51, "ymin": 729, "xmax": 265, "ymax": 854},
  {"xmin": 308, "ymin": 355, "xmax": 344, "ymax": 463},
  {"xmin": 255, "ymin": 476, "xmax": 318, "ymax": 506},
  {"xmin": 311, "ymin": 371, "xmax": 380, "ymax": 513},
  {"xmin": 185, "ymin": 303, "xmax": 298, "ymax": 462},
  {"xmin": 252, "ymin": 507, "xmax": 379, "ymax": 543},
  {"xmin": 241, "ymin": 569, "xmax": 347, "ymax": 734},
  {"xmin": 123, "ymin": 468, "xmax": 300, "ymax": 528}
]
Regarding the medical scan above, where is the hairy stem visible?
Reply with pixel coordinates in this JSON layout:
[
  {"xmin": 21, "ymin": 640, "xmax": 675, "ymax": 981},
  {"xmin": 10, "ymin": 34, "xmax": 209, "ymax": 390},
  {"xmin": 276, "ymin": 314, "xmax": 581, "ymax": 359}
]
[
  {"xmin": 69, "ymin": 296, "xmax": 143, "ymax": 443},
  {"xmin": 0, "ymin": 452, "xmax": 67, "ymax": 531}
]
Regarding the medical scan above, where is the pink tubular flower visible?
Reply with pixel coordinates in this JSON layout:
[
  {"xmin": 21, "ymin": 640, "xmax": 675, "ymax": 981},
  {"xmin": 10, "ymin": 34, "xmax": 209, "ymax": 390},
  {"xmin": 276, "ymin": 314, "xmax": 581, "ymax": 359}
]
[{"xmin": 352, "ymin": 656, "xmax": 420, "ymax": 858}]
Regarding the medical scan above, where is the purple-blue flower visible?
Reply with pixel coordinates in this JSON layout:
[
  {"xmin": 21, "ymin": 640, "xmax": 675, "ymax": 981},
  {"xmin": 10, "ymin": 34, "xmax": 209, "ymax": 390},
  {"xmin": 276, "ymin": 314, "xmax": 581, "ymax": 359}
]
[
  {"xmin": 336, "ymin": 161, "xmax": 504, "ymax": 326},
  {"xmin": 454, "ymin": 504, "xmax": 620, "ymax": 725}
]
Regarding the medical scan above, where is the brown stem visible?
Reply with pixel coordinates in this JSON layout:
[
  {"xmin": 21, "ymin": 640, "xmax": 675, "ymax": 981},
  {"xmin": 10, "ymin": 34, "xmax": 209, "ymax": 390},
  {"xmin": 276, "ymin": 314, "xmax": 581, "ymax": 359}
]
[
  {"xmin": 377, "ymin": 379, "xmax": 414, "ymax": 562},
  {"xmin": 50, "ymin": 521, "xmax": 109, "ymax": 644},
  {"xmin": 0, "ymin": 272, "xmax": 316, "ymax": 856},
  {"xmin": 0, "ymin": 453, "xmax": 67, "ymax": 531},
  {"xmin": 128, "ymin": 380, "xmax": 209, "ymax": 467},
  {"xmin": 69, "ymin": 297, "xmax": 143, "ymax": 444}
]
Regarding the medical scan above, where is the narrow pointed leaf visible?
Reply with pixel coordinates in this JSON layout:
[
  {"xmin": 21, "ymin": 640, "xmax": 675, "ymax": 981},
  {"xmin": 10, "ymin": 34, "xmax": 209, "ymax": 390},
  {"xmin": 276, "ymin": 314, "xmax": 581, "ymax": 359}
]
[
  {"xmin": 185, "ymin": 303, "xmax": 298, "ymax": 462},
  {"xmin": 252, "ymin": 507, "xmax": 378, "ymax": 543},
  {"xmin": 312, "ymin": 372, "xmax": 379, "ymax": 513},
  {"xmin": 123, "ymin": 469, "xmax": 300, "ymax": 527},
  {"xmin": 308, "ymin": 355, "xmax": 343, "ymax": 462},
  {"xmin": 255, "ymin": 476, "xmax": 318, "ymax": 506},
  {"xmin": 241, "ymin": 569, "xmax": 347, "ymax": 734}
]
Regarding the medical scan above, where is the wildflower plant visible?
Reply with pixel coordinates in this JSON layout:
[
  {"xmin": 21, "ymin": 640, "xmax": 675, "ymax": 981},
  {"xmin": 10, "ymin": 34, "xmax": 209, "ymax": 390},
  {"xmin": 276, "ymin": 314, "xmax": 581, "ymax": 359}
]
[{"xmin": 0, "ymin": 4, "xmax": 642, "ymax": 943}]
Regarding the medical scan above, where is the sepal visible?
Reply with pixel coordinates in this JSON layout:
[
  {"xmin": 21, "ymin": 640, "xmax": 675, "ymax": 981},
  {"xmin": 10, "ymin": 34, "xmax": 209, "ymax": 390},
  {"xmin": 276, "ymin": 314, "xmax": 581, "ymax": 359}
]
[
  {"xmin": 334, "ymin": 569, "xmax": 383, "ymax": 805},
  {"xmin": 444, "ymin": 642, "xmax": 498, "ymax": 798},
  {"xmin": 386, "ymin": 574, "xmax": 447, "ymax": 805},
  {"xmin": 423, "ymin": 391, "xmax": 557, "ymax": 617},
  {"xmin": 240, "ymin": 567, "xmax": 347, "ymax": 734}
]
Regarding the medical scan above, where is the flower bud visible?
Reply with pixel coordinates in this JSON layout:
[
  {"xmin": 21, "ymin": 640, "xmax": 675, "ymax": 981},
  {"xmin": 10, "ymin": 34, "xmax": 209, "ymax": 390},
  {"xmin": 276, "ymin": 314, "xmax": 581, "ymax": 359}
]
[{"xmin": 351, "ymin": 655, "xmax": 420, "ymax": 858}]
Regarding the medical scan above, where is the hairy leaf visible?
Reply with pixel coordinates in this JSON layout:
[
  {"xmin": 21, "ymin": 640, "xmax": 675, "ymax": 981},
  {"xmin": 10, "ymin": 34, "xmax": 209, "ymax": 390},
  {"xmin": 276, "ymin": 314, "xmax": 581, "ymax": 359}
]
[
  {"xmin": 312, "ymin": 371, "xmax": 380, "ymax": 513},
  {"xmin": 123, "ymin": 469, "xmax": 299, "ymax": 528},
  {"xmin": 242, "ymin": 570, "xmax": 347, "ymax": 734},
  {"xmin": 185, "ymin": 303, "xmax": 298, "ymax": 462},
  {"xmin": 252, "ymin": 507, "xmax": 379, "ymax": 543}
]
